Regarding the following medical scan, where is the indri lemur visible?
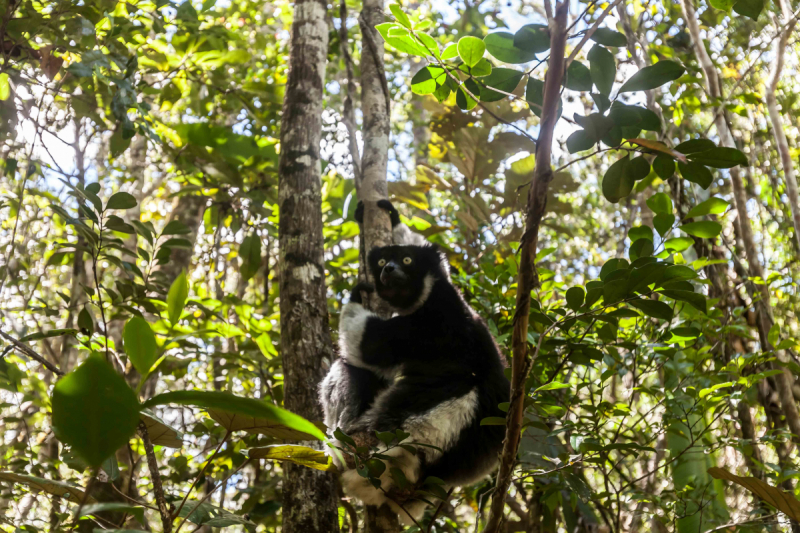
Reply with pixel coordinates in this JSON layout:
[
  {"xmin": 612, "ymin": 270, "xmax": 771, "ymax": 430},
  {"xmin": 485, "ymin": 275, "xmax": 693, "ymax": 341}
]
[{"xmin": 319, "ymin": 200, "xmax": 509, "ymax": 522}]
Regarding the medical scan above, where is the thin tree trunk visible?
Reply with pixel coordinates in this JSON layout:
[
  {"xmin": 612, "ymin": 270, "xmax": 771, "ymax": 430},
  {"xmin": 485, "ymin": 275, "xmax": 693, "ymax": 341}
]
[
  {"xmin": 764, "ymin": 0, "xmax": 800, "ymax": 254},
  {"xmin": 680, "ymin": 0, "xmax": 800, "ymax": 444},
  {"xmin": 277, "ymin": 0, "xmax": 340, "ymax": 531},
  {"xmin": 482, "ymin": 4, "xmax": 569, "ymax": 532}
]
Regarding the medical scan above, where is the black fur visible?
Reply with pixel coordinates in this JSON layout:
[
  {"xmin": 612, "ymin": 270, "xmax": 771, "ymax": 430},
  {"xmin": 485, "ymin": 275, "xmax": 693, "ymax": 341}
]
[{"xmin": 327, "ymin": 242, "xmax": 510, "ymax": 489}]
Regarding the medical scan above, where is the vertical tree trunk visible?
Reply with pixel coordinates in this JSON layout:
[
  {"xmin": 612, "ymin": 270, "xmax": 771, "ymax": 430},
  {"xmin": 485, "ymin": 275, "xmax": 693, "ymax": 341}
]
[
  {"xmin": 680, "ymin": 0, "xmax": 800, "ymax": 450},
  {"xmin": 764, "ymin": 0, "xmax": 800, "ymax": 254},
  {"xmin": 277, "ymin": 0, "xmax": 340, "ymax": 531},
  {"xmin": 482, "ymin": 4, "xmax": 569, "ymax": 532}
]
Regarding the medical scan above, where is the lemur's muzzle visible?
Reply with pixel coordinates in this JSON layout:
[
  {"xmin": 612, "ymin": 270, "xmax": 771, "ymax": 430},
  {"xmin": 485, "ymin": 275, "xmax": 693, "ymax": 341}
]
[{"xmin": 380, "ymin": 261, "xmax": 408, "ymax": 287}]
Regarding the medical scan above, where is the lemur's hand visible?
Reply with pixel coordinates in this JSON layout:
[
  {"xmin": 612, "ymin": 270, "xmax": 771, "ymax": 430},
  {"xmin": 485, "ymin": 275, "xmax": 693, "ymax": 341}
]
[
  {"xmin": 349, "ymin": 282, "xmax": 374, "ymax": 304},
  {"xmin": 354, "ymin": 200, "xmax": 400, "ymax": 227}
]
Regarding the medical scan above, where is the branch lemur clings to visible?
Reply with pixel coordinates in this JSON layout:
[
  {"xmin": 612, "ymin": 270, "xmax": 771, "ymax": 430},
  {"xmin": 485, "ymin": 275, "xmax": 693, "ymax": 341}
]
[{"xmin": 319, "ymin": 200, "xmax": 509, "ymax": 523}]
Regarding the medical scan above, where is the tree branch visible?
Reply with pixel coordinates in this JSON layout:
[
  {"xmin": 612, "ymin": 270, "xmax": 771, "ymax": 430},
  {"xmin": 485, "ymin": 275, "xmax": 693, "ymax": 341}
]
[
  {"xmin": 0, "ymin": 329, "xmax": 64, "ymax": 375},
  {"xmin": 138, "ymin": 421, "xmax": 172, "ymax": 533}
]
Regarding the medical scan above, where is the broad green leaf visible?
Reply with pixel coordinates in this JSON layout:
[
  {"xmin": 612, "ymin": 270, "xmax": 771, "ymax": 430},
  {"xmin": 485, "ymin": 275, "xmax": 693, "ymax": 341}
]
[
  {"xmin": 602, "ymin": 156, "xmax": 635, "ymax": 203},
  {"xmin": 239, "ymin": 233, "xmax": 262, "ymax": 282},
  {"xmin": 526, "ymin": 77, "xmax": 562, "ymax": 118},
  {"xmin": 480, "ymin": 416, "xmax": 506, "ymax": 425},
  {"xmin": 247, "ymin": 445, "xmax": 333, "ymax": 471},
  {"xmin": 389, "ymin": 4, "xmax": 411, "ymax": 27},
  {"xmin": 710, "ymin": 0, "xmax": 736, "ymax": 9},
  {"xmin": 659, "ymin": 289, "xmax": 707, "ymax": 313},
  {"xmin": 653, "ymin": 154, "xmax": 676, "ymax": 180},
  {"xmin": 709, "ymin": 467, "xmax": 800, "ymax": 520},
  {"xmin": 630, "ymin": 238, "xmax": 654, "ymax": 261},
  {"xmin": 78, "ymin": 307, "xmax": 94, "ymax": 334},
  {"xmin": 566, "ymin": 130, "xmax": 596, "ymax": 153},
  {"xmin": 687, "ymin": 147, "xmax": 747, "ymax": 168},
  {"xmin": 686, "ymin": 197, "xmax": 730, "ymax": 218},
  {"xmin": 467, "ymin": 58, "xmax": 492, "ymax": 77},
  {"xmin": 678, "ymin": 161, "xmax": 714, "ymax": 189},
  {"xmin": 628, "ymin": 156, "xmax": 651, "ymax": 181},
  {"xmin": 456, "ymin": 79, "xmax": 480, "ymax": 110},
  {"xmin": 106, "ymin": 192, "xmax": 138, "ymax": 210},
  {"xmin": 535, "ymin": 381, "xmax": 571, "ymax": 393},
  {"xmin": 52, "ymin": 355, "xmax": 141, "ymax": 467},
  {"xmin": 619, "ymin": 60, "xmax": 685, "ymax": 93},
  {"xmin": 167, "ymin": 271, "xmax": 189, "ymax": 325},
  {"xmin": 628, "ymin": 299, "xmax": 673, "ymax": 320},
  {"xmin": 484, "ymin": 32, "xmax": 538, "ymax": 64},
  {"xmin": 664, "ymin": 237, "xmax": 694, "ymax": 252},
  {"xmin": 513, "ymin": 24, "xmax": 550, "ymax": 54},
  {"xmin": 140, "ymin": 409, "xmax": 183, "ymax": 448},
  {"xmin": 647, "ymin": 192, "xmax": 673, "ymax": 215},
  {"xmin": 376, "ymin": 23, "xmax": 429, "ymax": 56},
  {"xmin": 162, "ymin": 220, "xmax": 191, "ymax": 235},
  {"xmin": 588, "ymin": 45, "xmax": 615, "ymax": 96},
  {"xmin": 441, "ymin": 43, "xmax": 458, "ymax": 60},
  {"xmin": 675, "ymin": 138, "xmax": 715, "ymax": 154},
  {"xmin": 177, "ymin": 501, "xmax": 256, "ymax": 532},
  {"xmin": 143, "ymin": 390, "xmax": 326, "ymax": 440},
  {"xmin": 681, "ymin": 221, "xmax": 722, "ymax": 239},
  {"xmin": 0, "ymin": 73, "xmax": 9, "ymax": 101},
  {"xmin": 0, "ymin": 472, "xmax": 95, "ymax": 504},
  {"xmin": 733, "ymin": 0, "xmax": 765, "ymax": 19},
  {"xmin": 479, "ymin": 68, "xmax": 523, "ymax": 102},
  {"xmin": 123, "ymin": 317, "xmax": 157, "ymax": 377},
  {"xmin": 654, "ymin": 214, "xmax": 675, "ymax": 237},
  {"xmin": 629, "ymin": 225, "xmax": 654, "ymax": 242},
  {"xmin": 78, "ymin": 503, "xmax": 145, "ymax": 524},
  {"xmin": 458, "ymin": 36, "xmax": 485, "ymax": 67},
  {"xmin": 566, "ymin": 287, "xmax": 585, "ymax": 311},
  {"xmin": 590, "ymin": 28, "xmax": 627, "ymax": 47},
  {"xmin": 564, "ymin": 61, "xmax": 592, "ymax": 92},
  {"xmin": 600, "ymin": 258, "xmax": 629, "ymax": 281},
  {"xmin": 604, "ymin": 279, "xmax": 629, "ymax": 303}
]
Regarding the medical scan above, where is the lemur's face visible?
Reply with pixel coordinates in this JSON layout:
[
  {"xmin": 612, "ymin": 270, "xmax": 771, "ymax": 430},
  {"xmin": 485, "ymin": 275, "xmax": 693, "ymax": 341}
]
[{"xmin": 367, "ymin": 245, "xmax": 441, "ymax": 309}]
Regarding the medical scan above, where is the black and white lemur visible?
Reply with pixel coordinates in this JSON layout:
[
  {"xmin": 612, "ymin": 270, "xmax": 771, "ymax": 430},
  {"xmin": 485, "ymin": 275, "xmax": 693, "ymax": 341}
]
[{"xmin": 319, "ymin": 200, "xmax": 510, "ymax": 522}]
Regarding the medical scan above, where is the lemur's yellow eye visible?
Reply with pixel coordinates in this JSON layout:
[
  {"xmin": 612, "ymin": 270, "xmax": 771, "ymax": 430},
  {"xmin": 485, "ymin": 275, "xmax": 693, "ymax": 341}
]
[
  {"xmin": 403, "ymin": 257, "xmax": 412, "ymax": 265},
  {"xmin": 378, "ymin": 259, "xmax": 386, "ymax": 267}
]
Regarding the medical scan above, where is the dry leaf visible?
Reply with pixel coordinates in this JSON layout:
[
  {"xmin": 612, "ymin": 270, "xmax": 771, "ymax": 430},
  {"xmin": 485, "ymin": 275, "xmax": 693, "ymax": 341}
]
[{"xmin": 708, "ymin": 467, "xmax": 800, "ymax": 521}]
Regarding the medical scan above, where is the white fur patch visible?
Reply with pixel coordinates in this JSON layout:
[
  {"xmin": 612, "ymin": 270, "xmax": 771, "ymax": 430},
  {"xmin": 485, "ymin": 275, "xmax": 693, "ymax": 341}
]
[
  {"xmin": 339, "ymin": 302, "xmax": 375, "ymax": 368},
  {"xmin": 404, "ymin": 388, "xmax": 479, "ymax": 462},
  {"xmin": 393, "ymin": 224, "xmax": 427, "ymax": 246}
]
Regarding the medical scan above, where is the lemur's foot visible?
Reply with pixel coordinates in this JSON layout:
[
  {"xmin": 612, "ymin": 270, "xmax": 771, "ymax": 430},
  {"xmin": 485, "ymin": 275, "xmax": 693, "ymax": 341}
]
[
  {"xmin": 354, "ymin": 199, "xmax": 400, "ymax": 226},
  {"xmin": 349, "ymin": 282, "xmax": 374, "ymax": 304}
]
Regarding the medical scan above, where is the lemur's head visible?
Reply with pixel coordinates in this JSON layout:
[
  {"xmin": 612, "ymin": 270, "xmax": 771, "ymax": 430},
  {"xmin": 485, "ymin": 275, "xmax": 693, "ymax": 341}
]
[{"xmin": 367, "ymin": 244, "xmax": 444, "ymax": 309}]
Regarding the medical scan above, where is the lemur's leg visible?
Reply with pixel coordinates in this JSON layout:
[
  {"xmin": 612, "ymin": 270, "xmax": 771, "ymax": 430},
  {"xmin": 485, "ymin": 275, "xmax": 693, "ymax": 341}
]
[{"xmin": 319, "ymin": 358, "xmax": 388, "ymax": 433}]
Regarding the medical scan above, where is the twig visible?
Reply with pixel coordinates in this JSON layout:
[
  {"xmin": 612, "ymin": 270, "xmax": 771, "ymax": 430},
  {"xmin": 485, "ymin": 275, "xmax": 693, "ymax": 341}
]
[
  {"xmin": 171, "ymin": 430, "xmax": 230, "ymax": 522},
  {"xmin": 175, "ymin": 457, "xmax": 251, "ymax": 533},
  {"xmin": 0, "ymin": 330, "xmax": 64, "ymax": 375},
  {"xmin": 565, "ymin": 0, "xmax": 625, "ymax": 68},
  {"xmin": 138, "ymin": 421, "xmax": 172, "ymax": 533},
  {"xmin": 425, "ymin": 488, "xmax": 454, "ymax": 533}
]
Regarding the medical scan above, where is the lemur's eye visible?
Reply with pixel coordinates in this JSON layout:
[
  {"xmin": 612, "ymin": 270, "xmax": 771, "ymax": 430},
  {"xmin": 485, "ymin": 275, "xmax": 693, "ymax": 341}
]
[
  {"xmin": 378, "ymin": 259, "xmax": 386, "ymax": 267},
  {"xmin": 403, "ymin": 257, "xmax": 412, "ymax": 265}
]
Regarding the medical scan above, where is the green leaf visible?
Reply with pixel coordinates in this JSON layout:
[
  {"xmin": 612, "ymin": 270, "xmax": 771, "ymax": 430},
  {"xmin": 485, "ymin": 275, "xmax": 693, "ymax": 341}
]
[
  {"xmin": 78, "ymin": 308, "xmax": 94, "ymax": 334},
  {"xmin": 653, "ymin": 154, "xmax": 676, "ymax": 180},
  {"xmin": 526, "ymin": 77, "xmax": 561, "ymax": 119},
  {"xmin": 681, "ymin": 221, "xmax": 722, "ymax": 239},
  {"xmin": 513, "ymin": 24, "xmax": 550, "ymax": 54},
  {"xmin": 106, "ymin": 192, "xmax": 138, "ymax": 210},
  {"xmin": 590, "ymin": 28, "xmax": 627, "ymax": 47},
  {"xmin": 686, "ymin": 197, "xmax": 730, "ymax": 218},
  {"xmin": 647, "ymin": 192, "xmax": 673, "ymax": 215},
  {"xmin": 678, "ymin": 161, "xmax": 714, "ymax": 189},
  {"xmin": 0, "ymin": 73, "xmax": 9, "ymax": 101},
  {"xmin": 143, "ymin": 390, "xmax": 326, "ymax": 440},
  {"xmin": 458, "ymin": 36, "xmax": 486, "ymax": 67},
  {"xmin": 659, "ymin": 289, "xmax": 707, "ymax": 313},
  {"xmin": 479, "ymin": 68, "xmax": 523, "ymax": 102},
  {"xmin": 535, "ymin": 381, "xmax": 571, "ymax": 393},
  {"xmin": 630, "ymin": 239, "xmax": 654, "ymax": 261},
  {"xmin": 468, "ymin": 58, "xmax": 492, "ymax": 77},
  {"xmin": 52, "ymin": 355, "xmax": 141, "ymax": 467},
  {"xmin": 177, "ymin": 501, "xmax": 256, "ymax": 532},
  {"xmin": 566, "ymin": 287, "xmax": 585, "ymax": 311},
  {"xmin": 376, "ymin": 23, "xmax": 429, "ymax": 56},
  {"xmin": 456, "ymin": 79, "xmax": 480, "ymax": 110},
  {"xmin": 709, "ymin": 0, "xmax": 736, "ymax": 9},
  {"xmin": 484, "ymin": 32, "xmax": 538, "ymax": 64},
  {"xmin": 239, "ymin": 233, "xmax": 262, "ymax": 282},
  {"xmin": 0, "ymin": 472, "xmax": 95, "ymax": 504},
  {"xmin": 629, "ymin": 225, "xmax": 653, "ymax": 242},
  {"xmin": 675, "ymin": 138, "xmax": 715, "ymax": 154},
  {"xmin": 604, "ymin": 279, "xmax": 628, "ymax": 303},
  {"xmin": 628, "ymin": 156, "xmax": 651, "ymax": 181},
  {"xmin": 628, "ymin": 299, "xmax": 673, "ymax": 320},
  {"xmin": 162, "ymin": 220, "xmax": 191, "ymax": 235},
  {"xmin": 566, "ymin": 130, "xmax": 596, "ymax": 153},
  {"xmin": 588, "ymin": 45, "xmax": 615, "ymax": 96},
  {"xmin": 140, "ymin": 409, "xmax": 183, "ymax": 448},
  {"xmin": 664, "ymin": 237, "xmax": 694, "ymax": 253},
  {"xmin": 123, "ymin": 317, "xmax": 158, "ymax": 377},
  {"xmin": 687, "ymin": 147, "xmax": 747, "ymax": 168},
  {"xmin": 247, "ymin": 445, "xmax": 333, "ymax": 471},
  {"xmin": 389, "ymin": 4, "xmax": 411, "ymax": 27},
  {"xmin": 602, "ymin": 156, "xmax": 635, "ymax": 203},
  {"xmin": 411, "ymin": 66, "xmax": 446, "ymax": 95},
  {"xmin": 619, "ymin": 60, "xmax": 685, "ymax": 93},
  {"xmin": 167, "ymin": 271, "xmax": 189, "ymax": 325},
  {"xmin": 79, "ymin": 503, "xmax": 145, "ymax": 525},
  {"xmin": 441, "ymin": 43, "xmax": 458, "ymax": 60},
  {"xmin": 654, "ymin": 214, "xmax": 675, "ymax": 237},
  {"xmin": 480, "ymin": 416, "xmax": 507, "ymax": 425},
  {"xmin": 564, "ymin": 61, "xmax": 592, "ymax": 92},
  {"xmin": 733, "ymin": 0, "xmax": 765, "ymax": 19}
]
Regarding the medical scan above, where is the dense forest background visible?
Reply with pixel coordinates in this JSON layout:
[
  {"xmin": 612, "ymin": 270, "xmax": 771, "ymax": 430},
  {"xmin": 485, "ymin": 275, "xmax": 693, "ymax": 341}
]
[{"xmin": 2, "ymin": 0, "xmax": 800, "ymax": 530}]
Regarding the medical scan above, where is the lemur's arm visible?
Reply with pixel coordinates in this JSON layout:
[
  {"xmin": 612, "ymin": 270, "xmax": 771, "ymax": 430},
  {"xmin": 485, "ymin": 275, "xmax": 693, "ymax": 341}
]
[{"xmin": 339, "ymin": 284, "xmax": 415, "ymax": 370}]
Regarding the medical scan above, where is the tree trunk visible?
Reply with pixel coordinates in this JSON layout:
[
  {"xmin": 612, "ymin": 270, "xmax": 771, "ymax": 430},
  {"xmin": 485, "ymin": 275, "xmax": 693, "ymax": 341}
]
[
  {"xmin": 277, "ymin": 0, "xmax": 340, "ymax": 531},
  {"xmin": 764, "ymin": 0, "xmax": 800, "ymax": 254},
  {"xmin": 482, "ymin": 4, "xmax": 569, "ymax": 532}
]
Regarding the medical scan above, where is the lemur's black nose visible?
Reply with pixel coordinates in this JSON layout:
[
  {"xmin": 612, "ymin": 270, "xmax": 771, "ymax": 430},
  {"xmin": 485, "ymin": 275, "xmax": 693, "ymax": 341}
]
[{"xmin": 383, "ymin": 263, "xmax": 395, "ymax": 273}]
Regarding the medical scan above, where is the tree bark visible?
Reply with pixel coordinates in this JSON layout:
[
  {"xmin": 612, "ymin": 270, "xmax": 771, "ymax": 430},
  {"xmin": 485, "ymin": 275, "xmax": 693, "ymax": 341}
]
[
  {"xmin": 680, "ymin": 0, "xmax": 800, "ymax": 444},
  {"xmin": 765, "ymin": 0, "xmax": 800, "ymax": 254},
  {"xmin": 482, "ymin": 4, "xmax": 569, "ymax": 532},
  {"xmin": 277, "ymin": 0, "xmax": 340, "ymax": 531}
]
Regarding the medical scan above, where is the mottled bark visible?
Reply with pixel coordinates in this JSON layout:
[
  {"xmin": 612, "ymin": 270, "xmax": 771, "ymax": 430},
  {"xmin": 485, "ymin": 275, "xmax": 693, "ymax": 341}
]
[
  {"xmin": 277, "ymin": 0, "xmax": 340, "ymax": 531},
  {"xmin": 765, "ymin": 0, "xmax": 800, "ymax": 254},
  {"xmin": 482, "ymin": 5, "xmax": 569, "ymax": 532},
  {"xmin": 680, "ymin": 0, "xmax": 800, "ymax": 444}
]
